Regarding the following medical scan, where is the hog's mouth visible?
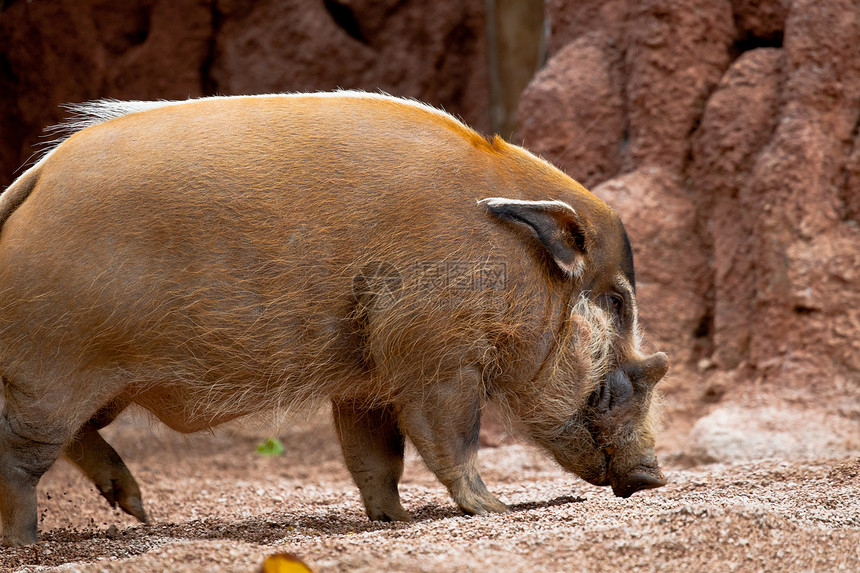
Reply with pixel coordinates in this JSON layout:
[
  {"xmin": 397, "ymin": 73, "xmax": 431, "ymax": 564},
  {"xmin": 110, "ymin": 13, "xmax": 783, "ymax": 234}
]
[
  {"xmin": 579, "ymin": 448, "xmax": 667, "ymax": 497},
  {"xmin": 575, "ymin": 450, "xmax": 612, "ymax": 488}
]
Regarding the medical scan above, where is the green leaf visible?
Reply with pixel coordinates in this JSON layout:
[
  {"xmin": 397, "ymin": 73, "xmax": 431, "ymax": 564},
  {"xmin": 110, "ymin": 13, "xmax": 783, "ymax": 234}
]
[{"xmin": 255, "ymin": 438, "xmax": 285, "ymax": 456}]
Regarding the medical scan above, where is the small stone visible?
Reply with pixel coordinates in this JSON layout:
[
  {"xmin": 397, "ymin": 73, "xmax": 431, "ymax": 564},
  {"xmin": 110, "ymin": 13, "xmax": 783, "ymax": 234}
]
[{"xmin": 106, "ymin": 524, "xmax": 119, "ymax": 539}]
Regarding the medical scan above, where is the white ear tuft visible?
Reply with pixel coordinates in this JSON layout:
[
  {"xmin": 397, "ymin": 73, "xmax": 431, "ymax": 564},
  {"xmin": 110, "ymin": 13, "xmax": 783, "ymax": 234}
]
[{"xmin": 478, "ymin": 197, "xmax": 588, "ymax": 279}]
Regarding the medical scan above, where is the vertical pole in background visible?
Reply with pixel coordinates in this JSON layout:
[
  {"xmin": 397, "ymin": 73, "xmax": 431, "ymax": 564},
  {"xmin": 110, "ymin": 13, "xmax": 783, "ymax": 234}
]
[{"xmin": 485, "ymin": 0, "xmax": 546, "ymax": 142}]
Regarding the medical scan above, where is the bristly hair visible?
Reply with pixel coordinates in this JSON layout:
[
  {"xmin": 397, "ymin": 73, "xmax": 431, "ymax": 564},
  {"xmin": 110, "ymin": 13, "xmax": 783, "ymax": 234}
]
[
  {"xmin": 33, "ymin": 99, "xmax": 179, "ymax": 164},
  {"xmin": 30, "ymin": 90, "xmax": 477, "ymax": 168}
]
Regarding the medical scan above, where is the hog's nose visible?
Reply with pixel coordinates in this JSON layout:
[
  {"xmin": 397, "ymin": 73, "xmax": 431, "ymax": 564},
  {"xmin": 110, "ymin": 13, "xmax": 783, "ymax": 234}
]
[{"xmin": 610, "ymin": 464, "xmax": 667, "ymax": 498}]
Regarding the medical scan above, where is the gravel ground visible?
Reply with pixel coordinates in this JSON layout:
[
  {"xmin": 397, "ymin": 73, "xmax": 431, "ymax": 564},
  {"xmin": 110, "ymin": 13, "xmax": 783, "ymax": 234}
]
[{"xmin": 1, "ymin": 410, "xmax": 858, "ymax": 572}]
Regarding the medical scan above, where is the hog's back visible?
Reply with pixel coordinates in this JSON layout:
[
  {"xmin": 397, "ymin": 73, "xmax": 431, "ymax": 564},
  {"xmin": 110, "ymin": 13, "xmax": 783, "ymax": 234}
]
[{"xmin": 0, "ymin": 96, "xmax": 535, "ymax": 429}]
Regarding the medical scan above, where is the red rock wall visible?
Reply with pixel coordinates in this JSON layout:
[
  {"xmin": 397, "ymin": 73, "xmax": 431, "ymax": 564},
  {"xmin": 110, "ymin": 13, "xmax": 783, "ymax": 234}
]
[
  {"xmin": 520, "ymin": 0, "xmax": 860, "ymax": 408},
  {"xmin": 0, "ymin": 0, "xmax": 488, "ymax": 188}
]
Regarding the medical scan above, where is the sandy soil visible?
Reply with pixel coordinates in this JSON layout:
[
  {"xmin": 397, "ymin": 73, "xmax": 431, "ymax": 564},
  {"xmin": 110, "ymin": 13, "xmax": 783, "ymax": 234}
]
[{"xmin": 1, "ymin": 408, "xmax": 858, "ymax": 573}]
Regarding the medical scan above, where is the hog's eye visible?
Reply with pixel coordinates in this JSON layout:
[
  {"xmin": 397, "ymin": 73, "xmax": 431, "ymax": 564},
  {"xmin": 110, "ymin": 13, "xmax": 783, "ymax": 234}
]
[{"xmin": 608, "ymin": 293, "xmax": 624, "ymax": 317}]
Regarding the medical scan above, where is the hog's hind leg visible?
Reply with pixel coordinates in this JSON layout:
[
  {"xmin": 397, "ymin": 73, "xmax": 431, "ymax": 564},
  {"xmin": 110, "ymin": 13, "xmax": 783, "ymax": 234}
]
[
  {"xmin": 332, "ymin": 400, "xmax": 411, "ymax": 522},
  {"xmin": 63, "ymin": 401, "xmax": 148, "ymax": 524},
  {"xmin": 0, "ymin": 400, "xmax": 65, "ymax": 546},
  {"xmin": 395, "ymin": 367, "xmax": 509, "ymax": 517}
]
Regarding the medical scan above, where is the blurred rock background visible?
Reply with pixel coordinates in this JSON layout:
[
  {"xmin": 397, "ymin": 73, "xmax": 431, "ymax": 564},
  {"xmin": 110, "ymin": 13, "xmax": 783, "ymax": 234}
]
[{"xmin": 1, "ymin": 0, "xmax": 857, "ymax": 462}]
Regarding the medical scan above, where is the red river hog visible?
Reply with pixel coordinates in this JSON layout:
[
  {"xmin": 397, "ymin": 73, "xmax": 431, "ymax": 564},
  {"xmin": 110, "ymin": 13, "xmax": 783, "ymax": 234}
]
[{"xmin": 0, "ymin": 92, "xmax": 668, "ymax": 546}]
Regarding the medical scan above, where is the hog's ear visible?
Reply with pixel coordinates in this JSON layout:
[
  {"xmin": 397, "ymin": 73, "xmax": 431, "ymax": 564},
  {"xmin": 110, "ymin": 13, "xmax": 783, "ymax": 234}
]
[{"xmin": 479, "ymin": 197, "xmax": 587, "ymax": 278}]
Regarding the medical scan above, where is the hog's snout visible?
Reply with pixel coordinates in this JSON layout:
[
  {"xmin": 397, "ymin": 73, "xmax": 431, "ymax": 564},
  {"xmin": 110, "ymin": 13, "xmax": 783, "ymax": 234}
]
[
  {"xmin": 599, "ymin": 352, "xmax": 669, "ymax": 498},
  {"xmin": 609, "ymin": 461, "xmax": 667, "ymax": 498}
]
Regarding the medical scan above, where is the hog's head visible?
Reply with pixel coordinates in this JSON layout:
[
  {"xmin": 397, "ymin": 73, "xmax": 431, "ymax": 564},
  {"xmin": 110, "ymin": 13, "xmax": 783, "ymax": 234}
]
[{"xmin": 480, "ymin": 196, "xmax": 668, "ymax": 497}]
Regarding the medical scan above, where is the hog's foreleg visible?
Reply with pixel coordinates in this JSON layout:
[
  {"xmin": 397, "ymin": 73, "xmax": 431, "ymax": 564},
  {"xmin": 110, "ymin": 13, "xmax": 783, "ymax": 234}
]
[
  {"xmin": 332, "ymin": 400, "xmax": 411, "ymax": 522},
  {"xmin": 396, "ymin": 368, "xmax": 509, "ymax": 516}
]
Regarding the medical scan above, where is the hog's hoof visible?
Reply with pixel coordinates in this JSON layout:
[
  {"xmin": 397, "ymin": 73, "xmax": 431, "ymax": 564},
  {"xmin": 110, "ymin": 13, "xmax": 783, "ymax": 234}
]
[
  {"xmin": 1, "ymin": 528, "xmax": 37, "ymax": 547},
  {"xmin": 93, "ymin": 472, "xmax": 148, "ymax": 523},
  {"xmin": 98, "ymin": 488, "xmax": 149, "ymax": 524},
  {"xmin": 457, "ymin": 493, "xmax": 509, "ymax": 516},
  {"xmin": 365, "ymin": 502, "xmax": 412, "ymax": 523},
  {"xmin": 121, "ymin": 495, "xmax": 149, "ymax": 524}
]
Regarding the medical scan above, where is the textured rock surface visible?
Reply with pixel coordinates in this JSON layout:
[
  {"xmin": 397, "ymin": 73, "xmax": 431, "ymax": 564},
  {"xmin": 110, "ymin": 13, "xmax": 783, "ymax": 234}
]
[
  {"xmin": 209, "ymin": 0, "xmax": 488, "ymax": 129},
  {"xmin": 0, "ymin": 0, "xmax": 489, "ymax": 188},
  {"xmin": 685, "ymin": 405, "xmax": 860, "ymax": 463},
  {"xmin": 518, "ymin": 33, "xmax": 625, "ymax": 189},
  {"xmin": 519, "ymin": 0, "xmax": 860, "ymax": 428},
  {"xmin": 0, "ymin": 0, "xmax": 213, "ymax": 188},
  {"xmin": 592, "ymin": 167, "xmax": 708, "ymax": 369}
]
